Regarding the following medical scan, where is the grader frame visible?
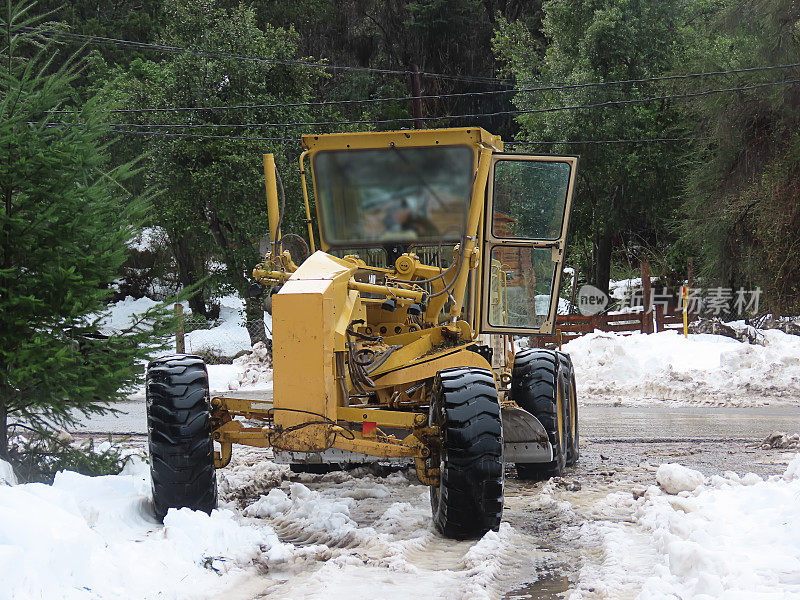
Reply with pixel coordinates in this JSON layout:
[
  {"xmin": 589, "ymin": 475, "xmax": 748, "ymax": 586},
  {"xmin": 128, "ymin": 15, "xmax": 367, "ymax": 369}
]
[
  {"xmin": 210, "ymin": 128, "xmax": 576, "ymax": 469},
  {"xmin": 163, "ymin": 127, "xmax": 581, "ymax": 537}
]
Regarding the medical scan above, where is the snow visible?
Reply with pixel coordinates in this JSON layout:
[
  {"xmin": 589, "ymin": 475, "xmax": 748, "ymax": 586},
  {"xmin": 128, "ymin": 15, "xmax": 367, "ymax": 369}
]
[
  {"xmin": 655, "ymin": 463, "xmax": 706, "ymax": 494},
  {"xmin": 0, "ymin": 458, "xmax": 287, "ymax": 600},
  {"xmin": 574, "ymin": 454, "xmax": 800, "ymax": 599},
  {"xmin": 127, "ymin": 226, "xmax": 166, "ymax": 252},
  {"xmin": 101, "ymin": 295, "xmax": 162, "ymax": 331},
  {"xmin": 101, "ymin": 295, "xmax": 273, "ymax": 392},
  {"xmin": 0, "ymin": 458, "xmax": 521, "ymax": 600},
  {"xmin": 0, "ymin": 459, "xmax": 17, "ymax": 486},
  {"xmin": 563, "ymin": 329, "xmax": 800, "ymax": 405},
  {"xmin": 608, "ymin": 276, "xmax": 659, "ymax": 301}
]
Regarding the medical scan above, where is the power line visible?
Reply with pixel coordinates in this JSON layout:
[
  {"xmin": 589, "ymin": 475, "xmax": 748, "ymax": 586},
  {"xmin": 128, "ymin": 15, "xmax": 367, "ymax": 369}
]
[
  {"xmin": 90, "ymin": 77, "xmax": 800, "ymax": 130},
  {"xmin": 25, "ymin": 27, "xmax": 503, "ymax": 85},
  {"xmin": 108, "ymin": 129, "xmax": 298, "ymax": 142},
  {"xmin": 47, "ymin": 62, "xmax": 800, "ymax": 115},
  {"xmin": 505, "ymin": 137, "xmax": 701, "ymax": 146},
  {"xmin": 100, "ymin": 128, "xmax": 700, "ymax": 146},
  {"xmin": 30, "ymin": 26, "xmax": 800, "ymax": 91}
]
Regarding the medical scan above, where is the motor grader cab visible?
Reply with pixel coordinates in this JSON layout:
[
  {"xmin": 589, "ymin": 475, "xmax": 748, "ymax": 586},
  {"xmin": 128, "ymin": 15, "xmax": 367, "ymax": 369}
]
[{"xmin": 145, "ymin": 127, "xmax": 579, "ymax": 539}]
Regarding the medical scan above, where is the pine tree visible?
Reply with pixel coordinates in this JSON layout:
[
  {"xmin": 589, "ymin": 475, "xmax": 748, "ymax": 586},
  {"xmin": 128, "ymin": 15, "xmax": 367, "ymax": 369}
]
[{"xmin": 0, "ymin": 0, "xmax": 171, "ymax": 457}]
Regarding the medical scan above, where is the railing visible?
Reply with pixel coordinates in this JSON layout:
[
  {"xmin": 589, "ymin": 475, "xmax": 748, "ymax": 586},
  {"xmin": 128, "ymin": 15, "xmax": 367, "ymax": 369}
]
[{"xmin": 533, "ymin": 305, "xmax": 692, "ymax": 348}]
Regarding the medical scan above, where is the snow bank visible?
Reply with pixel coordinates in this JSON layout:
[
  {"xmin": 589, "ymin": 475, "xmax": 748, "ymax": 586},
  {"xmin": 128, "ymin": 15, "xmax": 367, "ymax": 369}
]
[
  {"xmin": 563, "ymin": 329, "xmax": 800, "ymax": 405},
  {"xmin": 574, "ymin": 455, "xmax": 800, "ymax": 599},
  {"xmin": 226, "ymin": 341, "xmax": 273, "ymax": 391},
  {"xmin": 0, "ymin": 459, "xmax": 287, "ymax": 600}
]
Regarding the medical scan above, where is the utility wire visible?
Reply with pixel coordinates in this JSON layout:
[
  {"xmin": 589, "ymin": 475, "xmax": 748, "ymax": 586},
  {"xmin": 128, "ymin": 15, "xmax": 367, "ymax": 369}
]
[
  {"xmin": 50, "ymin": 124, "xmax": 699, "ymax": 145},
  {"xmin": 29, "ymin": 26, "xmax": 800, "ymax": 89},
  {"xmin": 47, "ymin": 62, "xmax": 800, "ymax": 115},
  {"xmin": 23, "ymin": 26, "xmax": 502, "ymax": 85},
  {"xmin": 505, "ymin": 137, "xmax": 701, "ymax": 146},
  {"xmin": 85, "ymin": 77, "xmax": 800, "ymax": 130},
  {"xmin": 104, "ymin": 128, "xmax": 298, "ymax": 142}
]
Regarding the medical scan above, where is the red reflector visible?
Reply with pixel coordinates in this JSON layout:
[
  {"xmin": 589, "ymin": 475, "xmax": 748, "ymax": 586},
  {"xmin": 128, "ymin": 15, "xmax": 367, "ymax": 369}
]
[{"xmin": 362, "ymin": 421, "xmax": 377, "ymax": 435}]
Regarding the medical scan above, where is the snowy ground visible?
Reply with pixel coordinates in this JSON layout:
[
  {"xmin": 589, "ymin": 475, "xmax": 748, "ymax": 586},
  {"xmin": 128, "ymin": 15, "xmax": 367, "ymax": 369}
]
[
  {"xmin": 102, "ymin": 294, "xmax": 274, "ymax": 394},
  {"xmin": 2, "ymin": 436, "xmax": 798, "ymax": 600},
  {"xmin": 564, "ymin": 329, "xmax": 800, "ymax": 406}
]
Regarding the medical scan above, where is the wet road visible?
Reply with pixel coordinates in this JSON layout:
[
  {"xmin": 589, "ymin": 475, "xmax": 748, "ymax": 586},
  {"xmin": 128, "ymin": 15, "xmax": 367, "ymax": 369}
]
[{"xmin": 75, "ymin": 388, "xmax": 799, "ymax": 444}]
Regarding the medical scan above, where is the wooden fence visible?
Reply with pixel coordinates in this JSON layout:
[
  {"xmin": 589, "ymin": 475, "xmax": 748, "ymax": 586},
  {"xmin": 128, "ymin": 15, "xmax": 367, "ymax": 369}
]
[{"xmin": 533, "ymin": 305, "xmax": 692, "ymax": 348}]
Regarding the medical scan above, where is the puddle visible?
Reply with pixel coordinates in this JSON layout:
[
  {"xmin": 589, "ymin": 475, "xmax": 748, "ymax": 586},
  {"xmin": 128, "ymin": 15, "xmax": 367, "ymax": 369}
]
[{"xmin": 504, "ymin": 571, "xmax": 572, "ymax": 599}]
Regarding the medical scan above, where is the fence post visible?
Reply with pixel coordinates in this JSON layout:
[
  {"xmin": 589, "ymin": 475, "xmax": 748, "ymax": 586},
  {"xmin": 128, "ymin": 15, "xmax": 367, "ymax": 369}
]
[
  {"xmin": 641, "ymin": 261, "xmax": 654, "ymax": 333},
  {"xmin": 570, "ymin": 267, "xmax": 578, "ymax": 315},
  {"xmin": 654, "ymin": 304, "xmax": 663, "ymax": 333},
  {"xmin": 175, "ymin": 303, "xmax": 185, "ymax": 354}
]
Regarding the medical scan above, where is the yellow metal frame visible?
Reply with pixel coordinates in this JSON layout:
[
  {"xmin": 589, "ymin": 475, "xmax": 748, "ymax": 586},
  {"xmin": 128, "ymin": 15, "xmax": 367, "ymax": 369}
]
[{"xmin": 220, "ymin": 128, "xmax": 576, "ymax": 483}]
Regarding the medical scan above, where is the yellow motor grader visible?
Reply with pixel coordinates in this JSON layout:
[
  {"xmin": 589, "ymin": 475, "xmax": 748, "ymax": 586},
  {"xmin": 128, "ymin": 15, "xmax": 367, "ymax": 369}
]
[{"xmin": 145, "ymin": 127, "xmax": 579, "ymax": 539}]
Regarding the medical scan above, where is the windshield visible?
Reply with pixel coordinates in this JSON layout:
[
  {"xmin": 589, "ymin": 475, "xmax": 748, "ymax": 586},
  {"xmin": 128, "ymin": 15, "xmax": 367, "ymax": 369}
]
[{"xmin": 312, "ymin": 146, "xmax": 474, "ymax": 246}]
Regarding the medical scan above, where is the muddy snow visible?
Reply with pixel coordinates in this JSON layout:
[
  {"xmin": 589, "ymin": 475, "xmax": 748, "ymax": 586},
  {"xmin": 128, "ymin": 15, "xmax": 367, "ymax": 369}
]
[{"xmin": 1, "ymin": 436, "xmax": 798, "ymax": 600}]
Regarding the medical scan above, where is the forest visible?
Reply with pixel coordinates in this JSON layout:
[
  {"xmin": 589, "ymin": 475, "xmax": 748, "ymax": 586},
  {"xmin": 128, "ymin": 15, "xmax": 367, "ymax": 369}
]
[{"xmin": 4, "ymin": 0, "xmax": 800, "ymax": 324}]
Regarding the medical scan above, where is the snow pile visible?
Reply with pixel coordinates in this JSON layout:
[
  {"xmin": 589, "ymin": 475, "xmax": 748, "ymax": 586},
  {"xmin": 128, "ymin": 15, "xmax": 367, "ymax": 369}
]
[
  {"xmin": 563, "ymin": 329, "xmax": 800, "ymax": 404},
  {"xmin": 227, "ymin": 341, "xmax": 273, "ymax": 391},
  {"xmin": 608, "ymin": 277, "xmax": 659, "ymax": 302},
  {"xmin": 574, "ymin": 455, "xmax": 800, "ymax": 599},
  {"xmin": 101, "ymin": 295, "xmax": 162, "ymax": 331},
  {"xmin": 0, "ymin": 459, "xmax": 288, "ymax": 600},
  {"xmin": 655, "ymin": 463, "xmax": 706, "ymax": 494}
]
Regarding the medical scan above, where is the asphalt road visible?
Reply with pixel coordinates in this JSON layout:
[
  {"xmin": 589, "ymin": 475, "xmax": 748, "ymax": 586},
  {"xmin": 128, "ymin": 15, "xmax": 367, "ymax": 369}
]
[{"xmin": 73, "ymin": 389, "xmax": 799, "ymax": 443}]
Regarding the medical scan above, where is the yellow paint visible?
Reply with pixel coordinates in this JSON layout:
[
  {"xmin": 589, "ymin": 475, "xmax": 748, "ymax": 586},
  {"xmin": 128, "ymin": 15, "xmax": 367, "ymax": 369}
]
[
  {"xmin": 263, "ymin": 154, "xmax": 280, "ymax": 245},
  {"xmin": 337, "ymin": 406, "xmax": 417, "ymax": 429},
  {"xmin": 211, "ymin": 127, "xmax": 579, "ymax": 483}
]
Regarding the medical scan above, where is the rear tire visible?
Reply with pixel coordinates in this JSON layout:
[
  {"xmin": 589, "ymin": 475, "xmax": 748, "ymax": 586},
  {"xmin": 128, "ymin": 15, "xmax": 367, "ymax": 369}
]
[
  {"xmin": 557, "ymin": 352, "xmax": 579, "ymax": 467},
  {"xmin": 511, "ymin": 349, "xmax": 567, "ymax": 480},
  {"xmin": 146, "ymin": 355, "xmax": 217, "ymax": 521},
  {"xmin": 429, "ymin": 367, "xmax": 504, "ymax": 539}
]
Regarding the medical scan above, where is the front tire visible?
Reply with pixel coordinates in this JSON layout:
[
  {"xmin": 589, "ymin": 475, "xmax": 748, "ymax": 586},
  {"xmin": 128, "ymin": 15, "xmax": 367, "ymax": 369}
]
[
  {"xmin": 511, "ymin": 349, "xmax": 567, "ymax": 480},
  {"xmin": 429, "ymin": 367, "xmax": 504, "ymax": 539},
  {"xmin": 146, "ymin": 355, "xmax": 217, "ymax": 521}
]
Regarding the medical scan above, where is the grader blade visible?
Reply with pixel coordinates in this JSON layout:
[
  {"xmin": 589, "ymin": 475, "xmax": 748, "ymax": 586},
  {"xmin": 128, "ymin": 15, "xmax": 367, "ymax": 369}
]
[{"xmin": 501, "ymin": 406, "xmax": 553, "ymax": 463}]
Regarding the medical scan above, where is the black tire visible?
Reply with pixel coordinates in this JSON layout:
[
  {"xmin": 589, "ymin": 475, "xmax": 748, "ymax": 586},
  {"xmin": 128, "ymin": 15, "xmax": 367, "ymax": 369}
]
[
  {"xmin": 511, "ymin": 349, "xmax": 567, "ymax": 480},
  {"xmin": 557, "ymin": 351, "xmax": 579, "ymax": 467},
  {"xmin": 146, "ymin": 355, "xmax": 217, "ymax": 521},
  {"xmin": 428, "ymin": 367, "xmax": 504, "ymax": 539}
]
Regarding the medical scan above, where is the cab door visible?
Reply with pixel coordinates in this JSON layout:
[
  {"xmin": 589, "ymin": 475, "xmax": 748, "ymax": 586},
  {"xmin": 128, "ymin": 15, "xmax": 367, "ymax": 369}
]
[{"xmin": 480, "ymin": 154, "xmax": 578, "ymax": 336}]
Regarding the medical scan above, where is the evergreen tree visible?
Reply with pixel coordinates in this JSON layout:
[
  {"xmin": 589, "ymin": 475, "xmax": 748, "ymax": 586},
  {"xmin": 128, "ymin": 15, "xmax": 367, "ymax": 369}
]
[{"xmin": 0, "ymin": 0, "xmax": 171, "ymax": 457}]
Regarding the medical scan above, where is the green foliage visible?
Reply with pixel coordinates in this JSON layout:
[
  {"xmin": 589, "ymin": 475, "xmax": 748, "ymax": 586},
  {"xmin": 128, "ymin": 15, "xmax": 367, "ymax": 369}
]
[
  {"xmin": 0, "ymin": 0, "xmax": 173, "ymax": 455},
  {"xmin": 680, "ymin": 0, "xmax": 800, "ymax": 313},
  {"xmin": 92, "ymin": 0, "xmax": 321, "ymax": 326},
  {"xmin": 494, "ymin": 0, "xmax": 689, "ymax": 292},
  {"xmin": 7, "ymin": 434, "xmax": 134, "ymax": 484}
]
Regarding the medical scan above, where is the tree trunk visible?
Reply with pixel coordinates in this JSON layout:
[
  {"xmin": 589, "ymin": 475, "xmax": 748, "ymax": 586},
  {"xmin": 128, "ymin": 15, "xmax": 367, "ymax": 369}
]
[
  {"xmin": 0, "ymin": 396, "xmax": 8, "ymax": 460},
  {"xmin": 594, "ymin": 231, "xmax": 613, "ymax": 295},
  {"xmin": 244, "ymin": 296, "xmax": 270, "ymax": 349},
  {"xmin": 171, "ymin": 236, "xmax": 207, "ymax": 317}
]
